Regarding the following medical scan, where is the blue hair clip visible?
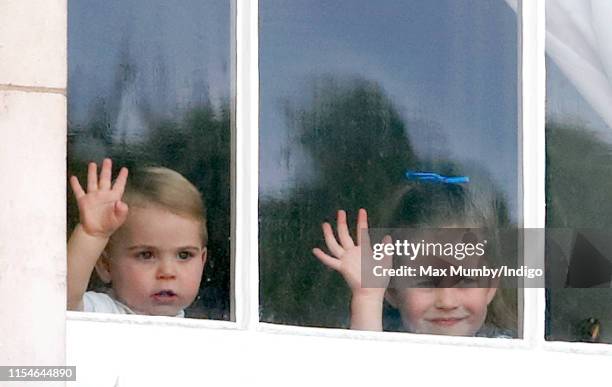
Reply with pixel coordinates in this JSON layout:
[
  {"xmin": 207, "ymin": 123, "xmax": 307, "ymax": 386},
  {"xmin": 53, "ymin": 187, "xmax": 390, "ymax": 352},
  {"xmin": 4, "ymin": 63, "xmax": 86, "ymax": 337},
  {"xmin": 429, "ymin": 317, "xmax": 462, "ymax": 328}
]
[{"xmin": 405, "ymin": 170, "xmax": 469, "ymax": 184}]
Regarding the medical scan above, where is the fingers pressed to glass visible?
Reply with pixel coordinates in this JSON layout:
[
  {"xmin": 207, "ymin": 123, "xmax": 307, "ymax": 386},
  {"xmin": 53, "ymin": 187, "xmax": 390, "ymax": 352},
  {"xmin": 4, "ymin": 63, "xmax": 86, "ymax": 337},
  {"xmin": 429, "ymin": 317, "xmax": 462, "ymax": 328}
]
[
  {"xmin": 112, "ymin": 167, "xmax": 129, "ymax": 197},
  {"xmin": 87, "ymin": 162, "xmax": 98, "ymax": 192},
  {"xmin": 99, "ymin": 158, "xmax": 112, "ymax": 190},
  {"xmin": 312, "ymin": 248, "xmax": 341, "ymax": 271},
  {"xmin": 322, "ymin": 222, "xmax": 344, "ymax": 257},
  {"xmin": 69, "ymin": 176, "xmax": 85, "ymax": 199},
  {"xmin": 78, "ymin": 160, "xmax": 128, "ymax": 197},
  {"xmin": 356, "ymin": 208, "xmax": 369, "ymax": 247},
  {"xmin": 336, "ymin": 210, "xmax": 355, "ymax": 248}
]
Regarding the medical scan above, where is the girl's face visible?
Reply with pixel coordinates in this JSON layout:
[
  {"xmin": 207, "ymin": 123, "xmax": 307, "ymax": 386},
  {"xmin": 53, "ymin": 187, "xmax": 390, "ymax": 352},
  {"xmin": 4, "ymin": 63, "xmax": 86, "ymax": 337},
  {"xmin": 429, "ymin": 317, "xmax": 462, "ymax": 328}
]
[{"xmin": 390, "ymin": 287, "xmax": 497, "ymax": 336}]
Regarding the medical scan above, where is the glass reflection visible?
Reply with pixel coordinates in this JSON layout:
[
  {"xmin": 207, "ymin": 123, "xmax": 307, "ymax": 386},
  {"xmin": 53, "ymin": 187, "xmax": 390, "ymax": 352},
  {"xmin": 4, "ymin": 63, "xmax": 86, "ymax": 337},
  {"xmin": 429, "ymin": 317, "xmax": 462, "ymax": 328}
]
[
  {"xmin": 546, "ymin": 0, "xmax": 612, "ymax": 343},
  {"xmin": 259, "ymin": 0, "xmax": 518, "ymax": 336}
]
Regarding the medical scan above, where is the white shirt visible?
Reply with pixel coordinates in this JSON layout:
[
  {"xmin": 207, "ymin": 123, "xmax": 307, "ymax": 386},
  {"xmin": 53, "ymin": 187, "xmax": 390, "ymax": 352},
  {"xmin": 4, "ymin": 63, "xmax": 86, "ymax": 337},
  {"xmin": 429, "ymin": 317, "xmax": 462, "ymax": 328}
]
[{"xmin": 82, "ymin": 291, "xmax": 185, "ymax": 318}]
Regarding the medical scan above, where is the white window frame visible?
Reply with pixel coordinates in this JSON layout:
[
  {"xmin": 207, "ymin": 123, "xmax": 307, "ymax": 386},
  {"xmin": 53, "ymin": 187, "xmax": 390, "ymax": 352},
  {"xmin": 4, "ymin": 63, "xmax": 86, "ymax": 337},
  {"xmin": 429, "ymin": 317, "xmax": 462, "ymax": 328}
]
[
  {"xmin": 2, "ymin": 1, "xmax": 611, "ymax": 386},
  {"xmin": 65, "ymin": 0, "xmax": 612, "ymax": 354}
]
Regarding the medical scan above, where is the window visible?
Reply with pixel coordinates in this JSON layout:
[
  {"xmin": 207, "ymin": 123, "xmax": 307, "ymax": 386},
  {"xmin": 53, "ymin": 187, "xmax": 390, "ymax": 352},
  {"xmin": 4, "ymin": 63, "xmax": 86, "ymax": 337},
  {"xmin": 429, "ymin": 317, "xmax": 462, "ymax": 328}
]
[
  {"xmin": 3, "ymin": 1, "xmax": 612, "ymax": 386},
  {"xmin": 545, "ymin": 0, "xmax": 612, "ymax": 344},
  {"xmin": 259, "ymin": 0, "xmax": 521, "ymax": 338},
  {"xmin": 67, "ymin": 0, "xmax": 233, "ymax": 320}
]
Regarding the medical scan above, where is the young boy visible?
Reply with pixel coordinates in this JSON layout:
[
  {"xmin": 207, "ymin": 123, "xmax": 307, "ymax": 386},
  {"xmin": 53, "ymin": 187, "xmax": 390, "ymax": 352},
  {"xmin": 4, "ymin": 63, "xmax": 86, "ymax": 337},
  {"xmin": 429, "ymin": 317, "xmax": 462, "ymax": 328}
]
[{"xmin": 67, "ymin": 158, "xmax": 207, "ymax": 317}]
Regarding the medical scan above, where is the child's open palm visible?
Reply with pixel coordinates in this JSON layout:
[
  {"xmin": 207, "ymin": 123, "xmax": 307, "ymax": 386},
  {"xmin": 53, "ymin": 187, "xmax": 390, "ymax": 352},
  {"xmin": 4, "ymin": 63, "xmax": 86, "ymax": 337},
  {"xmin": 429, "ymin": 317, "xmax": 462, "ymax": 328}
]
[
  {"xmin": 313, "ymin": 209, "xmax": 392, "ymax": 299},
  {"xmin": 70, "ymin": 158, "xmax": 129, "ymax": 239}
]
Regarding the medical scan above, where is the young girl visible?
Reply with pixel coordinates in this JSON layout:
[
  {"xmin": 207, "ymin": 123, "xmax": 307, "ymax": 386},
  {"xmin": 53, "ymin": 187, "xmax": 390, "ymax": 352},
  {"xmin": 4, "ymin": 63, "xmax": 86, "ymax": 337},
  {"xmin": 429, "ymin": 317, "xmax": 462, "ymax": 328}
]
[
  {"xmin": 312, "ymin": 178, "xmax": 517, "ymax": 337},
  {"xmin": 67, "ymin": 158, "xmax": 208, "ymax": 317}
]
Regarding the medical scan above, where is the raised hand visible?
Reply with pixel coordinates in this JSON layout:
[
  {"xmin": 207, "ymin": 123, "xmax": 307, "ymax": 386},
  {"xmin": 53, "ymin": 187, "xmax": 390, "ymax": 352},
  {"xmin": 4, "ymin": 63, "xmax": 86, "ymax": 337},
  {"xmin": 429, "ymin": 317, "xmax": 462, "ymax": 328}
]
[
  {"xmin": 69, "ymin": 158, "xmax": 129, "ymax": 239},
  {"xmin": 312, "ymin": 209, "xmax": 392, "ymax": 299}
]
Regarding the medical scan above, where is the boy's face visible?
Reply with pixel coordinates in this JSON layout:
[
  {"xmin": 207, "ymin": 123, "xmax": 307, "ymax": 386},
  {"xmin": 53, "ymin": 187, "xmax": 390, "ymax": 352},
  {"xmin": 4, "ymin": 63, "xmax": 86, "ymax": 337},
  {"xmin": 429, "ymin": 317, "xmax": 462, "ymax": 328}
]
[
  {"xmin": 390, "ymin": 287, "xmax": 496, "ymax": 336},
  {"xmin": 98, "ymin": 205, "xmax": 206, "ymax": 316}
]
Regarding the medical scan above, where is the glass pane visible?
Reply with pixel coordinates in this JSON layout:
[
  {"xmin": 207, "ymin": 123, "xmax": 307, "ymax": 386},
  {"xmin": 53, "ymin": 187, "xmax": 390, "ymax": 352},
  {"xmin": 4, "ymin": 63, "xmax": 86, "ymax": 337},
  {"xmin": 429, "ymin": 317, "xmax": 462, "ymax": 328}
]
[
  {"xmin": 260, "ymin": 0, "xmax": 519, "ymax": 337},
  {"xmin": 546, "ymin": 0, "xmax": 612, "ymax": 343},
  {"xmin": 67, "ymin": 0, "xmax": 232, "ymax": 320}
]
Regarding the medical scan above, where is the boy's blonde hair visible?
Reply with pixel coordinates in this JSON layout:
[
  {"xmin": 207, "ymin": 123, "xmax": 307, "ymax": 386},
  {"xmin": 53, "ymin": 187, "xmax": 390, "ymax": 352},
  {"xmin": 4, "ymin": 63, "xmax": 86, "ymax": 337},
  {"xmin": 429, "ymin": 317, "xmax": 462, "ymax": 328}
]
[{"xmin": 120, "ymin": 167, "xmax": 207, "ymax": 245}]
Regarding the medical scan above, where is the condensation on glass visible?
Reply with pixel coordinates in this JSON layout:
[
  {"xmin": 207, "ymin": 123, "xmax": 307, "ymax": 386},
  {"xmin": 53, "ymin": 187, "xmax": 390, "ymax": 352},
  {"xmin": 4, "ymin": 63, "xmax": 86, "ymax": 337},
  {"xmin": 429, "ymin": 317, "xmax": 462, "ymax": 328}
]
[
  {"xmin": 259, "ymin": 0, "xmax": 519, "ymax": 338},
  {"xmin": 545, "ymin": 0, "xmax": 612, "ymax": 344},
  {"xmin": 68, "ymin": 0, "xmax": 232, "ymax": 320}
]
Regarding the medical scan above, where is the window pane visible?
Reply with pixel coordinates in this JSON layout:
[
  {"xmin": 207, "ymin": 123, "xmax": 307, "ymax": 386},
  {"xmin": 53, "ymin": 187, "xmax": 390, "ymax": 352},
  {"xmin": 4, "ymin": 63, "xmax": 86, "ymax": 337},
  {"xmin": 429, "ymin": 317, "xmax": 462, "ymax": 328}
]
[
  {"xmin": 259, "ymin": 0, "xmax": 519, "ymax": 337},
  {"xmin": 68, "ymin": 0, "xmax": 232, "ymax": 320},
  {"xmin": 545, "ymin": 0, "xmax": 612, "ymax": 343}
]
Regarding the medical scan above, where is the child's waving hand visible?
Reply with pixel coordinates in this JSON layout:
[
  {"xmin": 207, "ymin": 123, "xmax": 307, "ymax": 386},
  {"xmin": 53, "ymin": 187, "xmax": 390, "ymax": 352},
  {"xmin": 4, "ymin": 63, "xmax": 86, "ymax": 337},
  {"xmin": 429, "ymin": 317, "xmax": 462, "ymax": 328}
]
[
  {"xmin": 312, "ymin": 208, "xmax": 392, "ymax": 330},
  {"xmin": 70, "ymin": 158, "xmax": 129, "ymax": 239},
  {"xmin": 312, "ymin": 209, "xmax": 392, "ymax": 300}
]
